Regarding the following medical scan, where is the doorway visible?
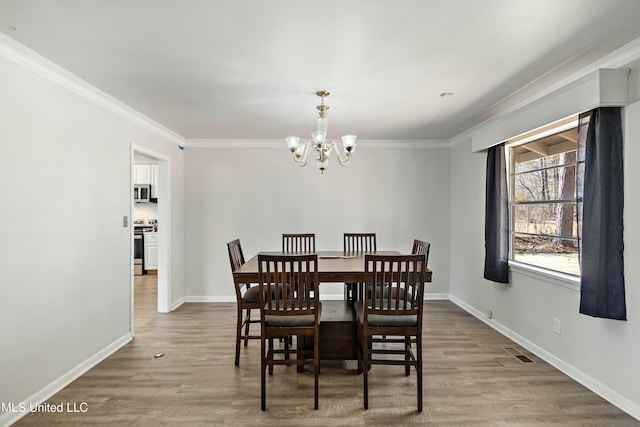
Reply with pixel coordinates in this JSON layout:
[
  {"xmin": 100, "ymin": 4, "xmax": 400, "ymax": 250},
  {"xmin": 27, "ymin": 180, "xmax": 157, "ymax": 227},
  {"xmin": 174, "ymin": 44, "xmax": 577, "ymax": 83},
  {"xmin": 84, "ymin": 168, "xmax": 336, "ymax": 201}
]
[{"xmin": 131, "ymin": 145, "xmax": 171, "ymax": 336}]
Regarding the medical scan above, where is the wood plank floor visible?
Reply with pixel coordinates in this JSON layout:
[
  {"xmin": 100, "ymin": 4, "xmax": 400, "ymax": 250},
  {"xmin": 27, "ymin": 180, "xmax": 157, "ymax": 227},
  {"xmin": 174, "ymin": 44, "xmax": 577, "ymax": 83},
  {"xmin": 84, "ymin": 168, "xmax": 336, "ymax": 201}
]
[{"xmin": 15, "ymin": 275, "xmax": 639, "ymax": 426}]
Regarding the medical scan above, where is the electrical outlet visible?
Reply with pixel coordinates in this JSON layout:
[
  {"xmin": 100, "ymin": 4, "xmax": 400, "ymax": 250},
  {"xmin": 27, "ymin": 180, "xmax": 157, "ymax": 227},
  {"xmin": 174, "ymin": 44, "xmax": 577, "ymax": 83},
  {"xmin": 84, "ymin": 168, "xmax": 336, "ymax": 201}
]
[
  {"xmin": 553, "ymin": 318, "xmax": 562, "ymax": 335},
  {"xmin": 486, "ymin": 309, "xmax": 493, "ymax": 319},
  {"xmin": 123, "ymin": 216, "xmax": 129, "ymax": 227}
]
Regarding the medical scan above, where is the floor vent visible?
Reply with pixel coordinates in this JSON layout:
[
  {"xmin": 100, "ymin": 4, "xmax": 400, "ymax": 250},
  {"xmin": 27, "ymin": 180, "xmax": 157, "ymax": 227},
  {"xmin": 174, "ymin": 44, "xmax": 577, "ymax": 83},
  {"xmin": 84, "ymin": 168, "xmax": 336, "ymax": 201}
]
[
  {"xmin": 515, "ymin": 354, "xmax": 534, "ymax": 364},
  {"xmin": 503, "ymin": 347, "xmax": 536, "ymax": 364}
]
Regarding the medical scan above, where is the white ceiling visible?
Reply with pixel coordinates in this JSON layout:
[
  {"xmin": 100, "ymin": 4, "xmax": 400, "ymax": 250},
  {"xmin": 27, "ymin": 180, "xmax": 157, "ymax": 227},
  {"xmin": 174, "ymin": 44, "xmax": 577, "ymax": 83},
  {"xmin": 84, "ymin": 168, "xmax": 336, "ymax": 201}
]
[{"xmin": 2, "ymin": 0, "xmax": 640, "ymax": 141}]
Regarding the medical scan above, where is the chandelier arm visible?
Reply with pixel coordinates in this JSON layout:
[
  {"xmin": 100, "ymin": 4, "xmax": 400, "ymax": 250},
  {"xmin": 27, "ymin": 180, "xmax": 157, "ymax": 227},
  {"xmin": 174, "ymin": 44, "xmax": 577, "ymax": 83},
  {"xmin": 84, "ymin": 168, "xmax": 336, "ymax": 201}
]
[
  {"xmin": 329, "ymin": 140, "xmax": 352, "ymax": 166},
  {"xmin": 291, "ymin": 141, "xmax": 313, "ymax": 167}
]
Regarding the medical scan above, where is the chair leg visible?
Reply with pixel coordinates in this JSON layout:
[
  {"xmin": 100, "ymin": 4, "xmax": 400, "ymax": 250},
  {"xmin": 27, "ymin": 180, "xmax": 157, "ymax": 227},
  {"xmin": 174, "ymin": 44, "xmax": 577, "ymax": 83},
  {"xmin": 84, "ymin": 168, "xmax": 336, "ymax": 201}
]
[
  {"xmin": 417, "ymin": 333, "xmax": 423, "ymax": 412},
  {"xmin": 356, "ymin": 321, "xmax": 363, "ymax": 374},
  {"xmin": 261, "ymin": 335, "xmax": 266, "ymax": 411},
  {"xmin": 405, "ymin": 335, "xmax": 411, "ymax": 376},
  {"xmin": 235, "ymin": 305, "xmax": 243, "ymax": 366},
  {"xmin": 314, "ymin": 330, "xmax": 319, "ymax": 410},
  {"xmin": 284, "ymin": 336, "xmax": 290, "ymax": 361},
  {"xmin": 362, "ymin": 327, "xmax": 369, "ymax": 410},
  {"xmin": 268, "ymin": 339, "xmax": 274, "ymax": 375},
  {"xmin": 243, "ymin": 308, "xmax": 251, "ymax": 347}
]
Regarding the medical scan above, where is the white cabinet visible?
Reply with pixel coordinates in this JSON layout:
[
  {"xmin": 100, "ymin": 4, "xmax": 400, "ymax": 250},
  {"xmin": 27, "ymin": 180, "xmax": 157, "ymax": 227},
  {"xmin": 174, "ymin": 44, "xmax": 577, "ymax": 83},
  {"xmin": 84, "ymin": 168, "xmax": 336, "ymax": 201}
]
[
  {"xmin": 133, "ymin": 164, "xmax": 151, "ymax": 184},
  {"xmin": 144, "ymin": 233, "xmax": 158, "ymax": 270},
  {"xmin": 134, "ymin": 163, "xmax": 158, "ymax": 198}
]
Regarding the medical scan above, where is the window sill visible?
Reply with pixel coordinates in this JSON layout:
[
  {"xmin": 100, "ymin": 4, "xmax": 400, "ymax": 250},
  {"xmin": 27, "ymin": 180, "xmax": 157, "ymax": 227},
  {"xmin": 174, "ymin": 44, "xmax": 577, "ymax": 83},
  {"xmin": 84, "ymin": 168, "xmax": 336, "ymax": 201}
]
[{"xmin": 508, "ymin": 261, "xmax": 580, "ymax": 291}]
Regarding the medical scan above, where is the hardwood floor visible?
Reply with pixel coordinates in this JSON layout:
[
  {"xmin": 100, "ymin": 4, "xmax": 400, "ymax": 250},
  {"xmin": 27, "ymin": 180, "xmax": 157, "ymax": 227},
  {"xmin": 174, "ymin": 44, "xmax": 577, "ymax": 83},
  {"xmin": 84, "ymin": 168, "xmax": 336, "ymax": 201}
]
[{"xmin": 15, "ymin": 275, "xmax": 639, "ymax": 426}]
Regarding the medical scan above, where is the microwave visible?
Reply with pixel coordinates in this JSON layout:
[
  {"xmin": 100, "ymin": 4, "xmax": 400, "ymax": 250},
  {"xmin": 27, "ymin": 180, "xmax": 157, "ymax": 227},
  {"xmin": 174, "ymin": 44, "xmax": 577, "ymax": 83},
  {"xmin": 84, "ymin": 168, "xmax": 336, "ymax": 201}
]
[{"xmin": 133, "ymin": 184, "xmax": 151, "ymax": 203}]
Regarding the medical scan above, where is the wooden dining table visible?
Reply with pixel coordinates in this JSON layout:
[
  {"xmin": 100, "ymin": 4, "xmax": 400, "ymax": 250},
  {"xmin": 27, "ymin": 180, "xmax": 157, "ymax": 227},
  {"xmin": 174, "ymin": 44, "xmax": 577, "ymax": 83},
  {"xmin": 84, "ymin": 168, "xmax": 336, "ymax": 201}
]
[
  {"xmin": 233, "ymin": 250, "xmax": 433, "ymax": 284},
  {"xmin": 232, "ymin": 250, "xmax": 432, "ymax": 363}
]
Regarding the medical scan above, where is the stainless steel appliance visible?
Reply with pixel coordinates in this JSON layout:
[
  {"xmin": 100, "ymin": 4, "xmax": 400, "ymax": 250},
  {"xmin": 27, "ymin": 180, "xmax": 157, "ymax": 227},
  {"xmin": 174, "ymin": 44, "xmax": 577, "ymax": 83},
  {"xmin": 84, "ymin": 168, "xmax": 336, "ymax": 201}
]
[
  {"xmin": 134, "ymin": 234, "xmax": 144, "ymax": 275},
  {"xmin": 133, "ymin": 184, "xmax": 151, "ymax": 203},
  {"xmin": 133, "ymin": 219, "xmax": 157, "ymax": 275}
]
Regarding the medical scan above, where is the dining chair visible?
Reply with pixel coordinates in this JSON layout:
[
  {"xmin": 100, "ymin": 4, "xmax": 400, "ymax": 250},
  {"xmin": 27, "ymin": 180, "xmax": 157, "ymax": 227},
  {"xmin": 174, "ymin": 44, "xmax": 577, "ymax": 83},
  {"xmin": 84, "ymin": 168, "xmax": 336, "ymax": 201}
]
[
  {"xmin": 228, "ymin": 239, "xmax": 261, "ymax": 367},
  {"xmin": 343, "ymin": 233, "xmax": 377, "ymax": 302},
  {"xmin": 343, "ymin": 232, "xmax": 377, "ymax": 254},
  {"xmin": 258, "ymin": 253, "xmax": 320, "ymax": 411},
  {"xmin": 282, "ymin": 233, "xmax": 317, "ymax": 327},
  {"xmin": 411, "ymin": 238, "xmax": 431, "ymax": 265},
  {"xmin": 355, "ymin": 253, "xmax": 426, "ymax": 412},
  {"xmin": 282, "ymin": 233, "xmax": 316, "ymax": 253}
]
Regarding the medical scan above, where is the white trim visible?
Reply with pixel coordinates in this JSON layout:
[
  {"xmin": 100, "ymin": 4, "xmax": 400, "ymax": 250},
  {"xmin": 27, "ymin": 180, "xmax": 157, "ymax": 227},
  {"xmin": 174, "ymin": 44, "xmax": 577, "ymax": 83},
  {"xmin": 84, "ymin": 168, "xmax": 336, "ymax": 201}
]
[
  {"xmin": 130, "ymin": 154, "xmax": 135, "ymax": 337},
  {"xmin": 131, "ymin": 145, "xmax": 172, "ymax": 314},
  {"xmin": 471, "ymin": 68, "xmax": 630, "ymax": 152},
  {"xmin": 452, "ymin": 35, "xmax": 640, "ymax": 146},
  {"xmin": 505, "ymin": 119, "xmax": 579, "ymax": 148},
  {"xmin": 0, "ymin": 32, "xmax": 185, "ymax": 147},
  {"xmin": 424, "ymin": 293, "xmax": 451, "ymax": 300},
  {"xmin": 449, "ymin": 295, "xmax": 640, "ymax": 422},
  {"xmin": 448, "ymin": 131, "xmax": 473, "ymax": 148},
  {"xmin": 184, "ymin": 296, "xmax": 236, "ymax": 303},
  {"xmin": 509, "ymin": 261, "xmax": 580, "ymax": 291},
  {"xmin": 496, "ymin": 36, "xmax": 640, "ymax": 118},
  {"xmin": 0, "ymin": 333, "xmax": 132, "ymax": 427},
  {"xmin": 171, "ymin": 297, "xmax": 185, "ymax": 311},
  {"xmin": 184, "ymin": 138, "xmax": 449, "ymax": 149}
]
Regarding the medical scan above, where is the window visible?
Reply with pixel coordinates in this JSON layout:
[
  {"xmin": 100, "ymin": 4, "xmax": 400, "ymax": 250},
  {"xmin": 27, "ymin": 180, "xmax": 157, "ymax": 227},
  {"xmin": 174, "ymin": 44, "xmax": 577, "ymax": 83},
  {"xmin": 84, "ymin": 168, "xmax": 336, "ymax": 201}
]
[{"xmin": 507, "ymin": 117, "xmax": 582, "ymax": 276}]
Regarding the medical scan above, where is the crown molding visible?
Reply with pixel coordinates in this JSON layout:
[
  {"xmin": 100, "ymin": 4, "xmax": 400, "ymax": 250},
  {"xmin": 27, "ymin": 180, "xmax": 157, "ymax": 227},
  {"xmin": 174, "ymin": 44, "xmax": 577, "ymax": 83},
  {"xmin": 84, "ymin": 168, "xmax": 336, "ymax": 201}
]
[
  {"xmin": 184, "ymin": 138, "xmax": 449, "ymax": 149},
  {"xmin": 0, "ymin": 32, "xmax": 185, "ymax": 146},
  {"xmin": 471, "ymin": 67, "xmax": 629, "ymax": 152},
  {"xmin": 448, "ymin": 130, "xmax": 473, "ymax": 148},
  {"xmin": 454, "ymin": 36, "xmax": 640, "ymax": 148}
]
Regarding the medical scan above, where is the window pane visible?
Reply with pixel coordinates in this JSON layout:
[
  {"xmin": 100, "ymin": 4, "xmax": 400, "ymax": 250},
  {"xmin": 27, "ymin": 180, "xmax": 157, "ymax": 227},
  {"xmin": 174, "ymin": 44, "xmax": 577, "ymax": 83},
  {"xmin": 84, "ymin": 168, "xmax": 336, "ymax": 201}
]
[
  {"xmin": 514, "ymin": 164, "xmax": 576, "ymax": 202},
  {"xmin": 514, "ymin": 152, "xmax": 575, "ymax": 174},
  {"xmin": 513, "ymin": 203, "xmax": 577, "ymax": 238},
  {"xmin": 513, "ymin": 235, "xmax": 579, "ymax": 276},
  {"xmin": 508, "ymin": 121, "xmax": 581, "ymax": 277}
]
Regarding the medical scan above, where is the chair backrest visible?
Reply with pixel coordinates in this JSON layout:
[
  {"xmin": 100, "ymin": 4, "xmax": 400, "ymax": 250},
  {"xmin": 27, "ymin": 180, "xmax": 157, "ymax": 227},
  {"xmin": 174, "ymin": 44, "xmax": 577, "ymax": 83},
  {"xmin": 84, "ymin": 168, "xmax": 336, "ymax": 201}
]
[
  {"xmin": 343, "ymin": 233, "xmax": 377, "ymax": 254},
  {"xmin": 258, "ymin": 254, "xmax": 319, "ymax": 317},
  {"xmin": 363, "ymin": 254, "xmax": 426, "ymax": 321},
  {"xmin": 411, "ymin": 239, "xmax": 431, "ymax": 266},
  {"xmin": 227, "ymin": 239, "xmax": 248, "ymax": 301},
  {"xmin": 227, "ymin": 239, "xmax": 245, "ymax": 272},
  {"xmin": 282, "ymin": 233, "xmax": 316, "ymax": 253}
]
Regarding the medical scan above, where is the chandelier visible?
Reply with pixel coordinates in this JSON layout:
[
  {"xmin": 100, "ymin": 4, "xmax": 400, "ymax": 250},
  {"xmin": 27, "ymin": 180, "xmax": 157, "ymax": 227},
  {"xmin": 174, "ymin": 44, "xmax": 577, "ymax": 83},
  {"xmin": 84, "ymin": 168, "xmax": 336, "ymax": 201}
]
[{"xmin": 285, "ymin": 91, "xmax": 357, "ymax": 174}]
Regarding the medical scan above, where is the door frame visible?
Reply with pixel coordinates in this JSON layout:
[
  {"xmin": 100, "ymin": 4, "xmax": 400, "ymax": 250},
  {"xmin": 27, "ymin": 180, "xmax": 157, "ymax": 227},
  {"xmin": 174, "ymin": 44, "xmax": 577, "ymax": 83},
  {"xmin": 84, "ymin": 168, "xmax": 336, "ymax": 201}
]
[{"xmin": 131, "ymin": 144, "xmax": 172, "ymax": 336}]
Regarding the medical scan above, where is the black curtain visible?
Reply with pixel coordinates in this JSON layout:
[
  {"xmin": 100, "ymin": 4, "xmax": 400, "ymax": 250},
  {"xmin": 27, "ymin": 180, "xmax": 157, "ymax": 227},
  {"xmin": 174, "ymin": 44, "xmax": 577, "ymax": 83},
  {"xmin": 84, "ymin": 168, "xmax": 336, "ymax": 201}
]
[
  {"xmin": 578, "ymin": 108, "xmax": 626, "ymax": 320},
  {"xmin": 484, "ymin": 143, "xmax": 509, "ymax": 283}
]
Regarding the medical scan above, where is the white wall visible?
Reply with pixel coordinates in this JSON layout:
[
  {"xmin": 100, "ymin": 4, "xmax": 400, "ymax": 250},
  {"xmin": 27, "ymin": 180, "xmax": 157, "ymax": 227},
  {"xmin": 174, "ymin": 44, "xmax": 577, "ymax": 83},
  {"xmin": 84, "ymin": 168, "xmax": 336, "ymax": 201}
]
[
  {"xmin": 449, "ymin": 66, "xmax": 640, "ymax": 418},
  {"xmin": 183, "ymin": 143, "xmax": 451, "ymax": 300},
  {"xmin": 0, "ymin": 42, "xmax": 185, "ymax": 421}
]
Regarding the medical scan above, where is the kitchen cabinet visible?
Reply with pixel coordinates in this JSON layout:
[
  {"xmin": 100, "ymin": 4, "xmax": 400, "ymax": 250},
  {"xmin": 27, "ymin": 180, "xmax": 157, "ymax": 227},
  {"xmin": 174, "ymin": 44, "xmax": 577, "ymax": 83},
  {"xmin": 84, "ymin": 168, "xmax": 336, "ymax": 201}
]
[
  {"xmin": 134, "ymin": 163, "xmax": 158, "ymax": 198},
  {"xmin": 144, "ymin": 233, "xmax": 158, "ymax": 270},
  {"xmin": 133, "ymin": 164, "xmax": 151, "ymax": 184}
]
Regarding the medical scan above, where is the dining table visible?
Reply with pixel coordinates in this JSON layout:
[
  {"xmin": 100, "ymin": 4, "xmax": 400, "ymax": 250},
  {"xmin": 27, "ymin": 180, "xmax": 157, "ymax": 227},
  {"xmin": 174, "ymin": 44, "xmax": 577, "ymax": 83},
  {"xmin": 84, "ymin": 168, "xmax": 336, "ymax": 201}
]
[{"xmin": 232, "ymin": 250, "xmax": 433, "ymax": 364}]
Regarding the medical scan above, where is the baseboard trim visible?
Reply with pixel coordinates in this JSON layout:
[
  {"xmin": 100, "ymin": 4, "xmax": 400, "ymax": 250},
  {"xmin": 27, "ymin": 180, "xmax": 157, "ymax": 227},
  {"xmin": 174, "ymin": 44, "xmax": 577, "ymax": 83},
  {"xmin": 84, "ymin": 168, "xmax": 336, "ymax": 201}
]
[
  {"xmin": 425, "ymin": 293, "xmax": 450, "ymax": 300},
  {"xmin": 170, "ymin": 297, "xmax": 185, "ymax": 311},
  {"xmin": 449, "ymin": 295, "xmax": 640, "ymax": 422},
  {"xmin": 184, "ymin": 296, "xmax": 236, "ymax": 303},
  {"xmin": 0, "ymin": 332, "xmax": 132, "ymax": 427}
]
